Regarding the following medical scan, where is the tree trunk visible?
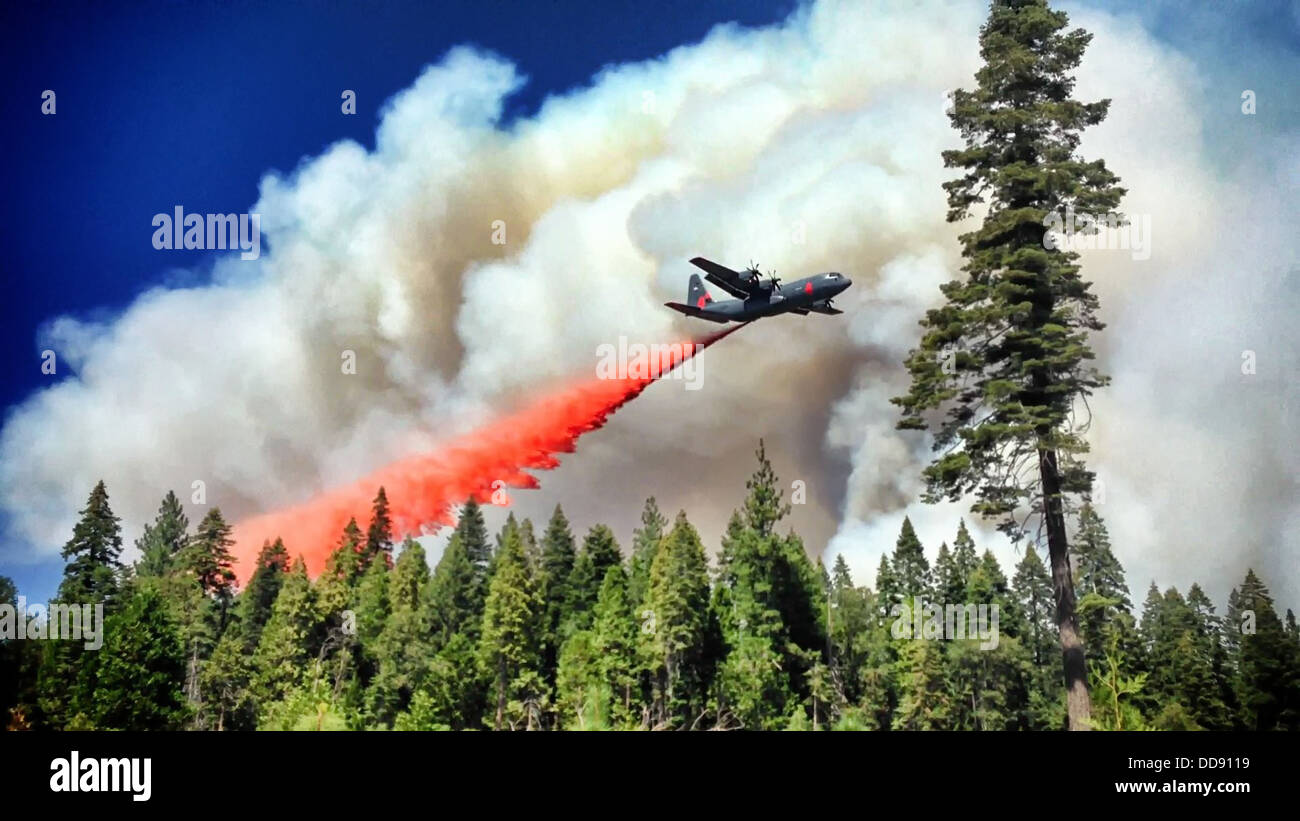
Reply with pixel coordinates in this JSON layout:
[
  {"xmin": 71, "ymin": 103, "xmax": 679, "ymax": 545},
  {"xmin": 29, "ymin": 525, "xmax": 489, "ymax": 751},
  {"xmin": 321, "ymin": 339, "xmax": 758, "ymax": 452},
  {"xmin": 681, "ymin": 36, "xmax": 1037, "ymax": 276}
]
[{"xmin": 1039, "ymin": 447, "xmax": 1092, "ymax": 730}]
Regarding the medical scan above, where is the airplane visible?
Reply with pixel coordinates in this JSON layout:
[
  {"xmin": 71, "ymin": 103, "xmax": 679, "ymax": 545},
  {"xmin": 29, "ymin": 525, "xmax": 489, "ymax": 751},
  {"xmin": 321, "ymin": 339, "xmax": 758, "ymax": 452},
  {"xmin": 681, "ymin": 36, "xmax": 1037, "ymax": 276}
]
[{"xmin": 664, "ymin": 257, "xmax": 852, "ymax": 323}]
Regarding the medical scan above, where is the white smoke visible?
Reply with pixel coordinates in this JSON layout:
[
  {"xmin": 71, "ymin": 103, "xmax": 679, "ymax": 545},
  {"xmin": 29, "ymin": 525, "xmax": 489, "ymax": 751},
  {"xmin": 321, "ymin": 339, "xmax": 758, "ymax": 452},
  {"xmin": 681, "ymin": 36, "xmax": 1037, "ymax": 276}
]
[{"xmin": 2, "ymin": 0, "xmax": 1295, "ymax": 612}]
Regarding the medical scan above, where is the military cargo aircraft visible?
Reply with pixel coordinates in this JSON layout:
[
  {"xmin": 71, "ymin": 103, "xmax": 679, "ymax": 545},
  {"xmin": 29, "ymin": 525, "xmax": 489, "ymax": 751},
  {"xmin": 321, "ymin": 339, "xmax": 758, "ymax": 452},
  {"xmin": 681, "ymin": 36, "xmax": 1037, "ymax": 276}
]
[{"xmin": 665, "ymin": 257, "xmax": 851, "ymax": 323}]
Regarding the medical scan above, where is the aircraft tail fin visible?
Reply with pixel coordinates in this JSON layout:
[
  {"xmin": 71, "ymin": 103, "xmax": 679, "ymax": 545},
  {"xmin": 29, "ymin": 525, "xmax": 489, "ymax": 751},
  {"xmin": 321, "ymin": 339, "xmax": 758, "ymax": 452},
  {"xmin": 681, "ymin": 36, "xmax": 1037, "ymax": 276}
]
[{"xmin": 688, "ymin": 274, "xmax": 713, "ymax": 309}]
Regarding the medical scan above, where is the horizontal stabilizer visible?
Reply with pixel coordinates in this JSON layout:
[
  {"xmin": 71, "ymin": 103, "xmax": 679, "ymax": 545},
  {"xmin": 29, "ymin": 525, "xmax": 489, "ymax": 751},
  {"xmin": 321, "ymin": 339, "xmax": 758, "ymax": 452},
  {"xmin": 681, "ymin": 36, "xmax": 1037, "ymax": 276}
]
[{"xmin": 665, "ymin": 302, "xmax": 730, "ymax": 323}]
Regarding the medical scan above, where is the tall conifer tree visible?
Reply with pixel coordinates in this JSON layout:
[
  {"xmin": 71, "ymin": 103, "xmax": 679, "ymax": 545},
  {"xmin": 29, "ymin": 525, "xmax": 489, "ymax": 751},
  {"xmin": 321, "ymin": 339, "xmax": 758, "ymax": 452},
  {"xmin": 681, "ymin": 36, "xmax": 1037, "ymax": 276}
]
[{"xmin": 894, "ymin": 0, "xmax": 1125, "ymax": 728}]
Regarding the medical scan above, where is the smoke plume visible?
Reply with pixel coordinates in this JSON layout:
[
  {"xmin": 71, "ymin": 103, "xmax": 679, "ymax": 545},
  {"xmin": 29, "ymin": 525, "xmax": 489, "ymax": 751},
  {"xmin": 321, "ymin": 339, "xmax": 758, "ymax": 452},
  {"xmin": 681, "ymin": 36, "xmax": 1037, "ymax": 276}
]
[{"xmin": 1, "ymin": 0, "xmax": 1295, "ymax": 609}]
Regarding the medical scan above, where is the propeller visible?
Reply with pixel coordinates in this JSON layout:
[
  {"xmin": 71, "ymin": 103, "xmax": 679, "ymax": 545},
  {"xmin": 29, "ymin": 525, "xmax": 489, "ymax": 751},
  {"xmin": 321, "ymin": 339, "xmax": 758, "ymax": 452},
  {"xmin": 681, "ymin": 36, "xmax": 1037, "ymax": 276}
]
[{"xmin": 768, "ymin": 269, "xmax": 781, "ymax": 290}]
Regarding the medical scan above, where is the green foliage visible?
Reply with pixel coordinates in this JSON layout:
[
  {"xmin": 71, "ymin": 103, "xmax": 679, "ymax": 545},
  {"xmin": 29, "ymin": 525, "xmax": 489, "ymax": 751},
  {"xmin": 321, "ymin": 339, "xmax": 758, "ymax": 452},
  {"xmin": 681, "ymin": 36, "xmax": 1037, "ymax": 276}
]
[
  {"xmin": 1087, "ymin": 630, "xmax": 1149, "ymax": 731},
  {"xmin": 200, "ymin": 627, "xmax": 255, "ymax": 730},
  {"xmin": 58, "ymin": 480, "xmax": 124, "ymax": 608},
  {"xmin": 364, "ymin": 486, "xmax": 394, "ymax": 570},
  {"xmin": 537, "ymin": 504, "xmax": 577, "ymax": 691},
  {"xmin": 478, "ymin": 520, "xmax": 543, "ymax": 730},
  {"xmin": 393, "ymin": 690, "xmax": 451, "ymax": 731},
  {"xmin": 890, "ymin": 518, "xmax": 931, "ymax": 600},
  {"xmin": 892, "ymin": 0, "xmax": 1127, "ymax": 730},
  {"xmin": 567, "ymin": 523, "xmax": 622, "ymax": 631},
  {"xmin": 252, "ymin": 558, "xmax": 317, "ymax": 711},
  {"xmin": 1232, "ymin": 570, "xmax": 1300, "ymax": 730},
  {"xmin": 590, "ymin": 566, "xmax": 639, "ymax": 727},
  {"xmin": 628, "ymin": 497, "xmax": 666, "ymax": 608},
  {"xmin": 17, "ymin": 466, "xmax": 1300, "ymax": 733},
  {"xmin": 893, "ymin": 626, "xmax": 949, "ymax": 730},
  {"xmin": 240, "ymin": 537, "xmax": 290, "ymax": 650},
  {"xmin": 260, "ymin": 664, "xmax": 352, "ymax": 731},
  {"xmin": 135, "ymin": 490, "xmax": 190, "ymax": 578},
  {"xmin": 644, "ymin": 512, "xmax": 713, "ymax": 728},
  {"xmin": 184, "ymin": 508, "xmax": 237, "ymax": 634},
  {"xmin": 74, "ymin": 586, "xmax": 190, "ymax": 730},
  {"xmin": 365, "ymin": 539, "xmax": 432, "ymax": 726},
  {"xmin": 714, "ymin": 444, "xmax": 825, "ymax": 729}
]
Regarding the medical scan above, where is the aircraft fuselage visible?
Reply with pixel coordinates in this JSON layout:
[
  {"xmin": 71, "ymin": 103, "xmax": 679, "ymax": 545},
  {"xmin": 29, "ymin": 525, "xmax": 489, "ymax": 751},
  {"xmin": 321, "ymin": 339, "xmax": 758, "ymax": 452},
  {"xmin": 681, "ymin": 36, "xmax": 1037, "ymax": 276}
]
[{"xmin": 695, "ymin": 272, "xmax": 851, "ymax": 322}]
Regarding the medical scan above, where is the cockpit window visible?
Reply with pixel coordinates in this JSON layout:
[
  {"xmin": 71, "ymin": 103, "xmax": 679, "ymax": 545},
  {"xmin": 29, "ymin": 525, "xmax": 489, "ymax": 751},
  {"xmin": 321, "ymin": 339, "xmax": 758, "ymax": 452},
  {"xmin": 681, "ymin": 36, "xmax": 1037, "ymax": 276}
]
[{"xmin": 826, "ymin": 272, "xmax": 840, "ymax": 279}]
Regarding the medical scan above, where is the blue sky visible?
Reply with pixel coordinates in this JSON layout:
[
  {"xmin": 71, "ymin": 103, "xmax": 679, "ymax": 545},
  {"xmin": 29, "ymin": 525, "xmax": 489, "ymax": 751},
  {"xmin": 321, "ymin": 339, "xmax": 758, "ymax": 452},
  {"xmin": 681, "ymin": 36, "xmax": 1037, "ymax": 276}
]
[{"xmin": 1, "ymin": 0, "xmax": 1296, "ymax": 605}]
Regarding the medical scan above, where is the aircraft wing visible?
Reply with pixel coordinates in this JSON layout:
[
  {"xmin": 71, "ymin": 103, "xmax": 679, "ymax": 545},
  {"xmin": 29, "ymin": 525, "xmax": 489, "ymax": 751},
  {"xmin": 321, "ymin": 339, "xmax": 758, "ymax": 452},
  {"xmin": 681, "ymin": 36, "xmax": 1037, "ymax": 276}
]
[
  {"xmin": 689, "ymin": 257, "xmax": 754, "ymax": 299},
  {"xmin": 806, "ymin": 302, "xmax": 843, "ymax": 315},
  {"xmin": 790, "ymin": 307, "xmax": 810, "ymax": 315}
]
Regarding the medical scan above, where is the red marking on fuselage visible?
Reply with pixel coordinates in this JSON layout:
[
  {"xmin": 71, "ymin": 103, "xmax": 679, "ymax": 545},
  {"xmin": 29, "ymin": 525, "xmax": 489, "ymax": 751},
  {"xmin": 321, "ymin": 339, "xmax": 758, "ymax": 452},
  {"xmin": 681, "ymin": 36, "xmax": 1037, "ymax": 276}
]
[{"xmin": 804, "ymin": 281, "xmax": 814, "ymax": 295}]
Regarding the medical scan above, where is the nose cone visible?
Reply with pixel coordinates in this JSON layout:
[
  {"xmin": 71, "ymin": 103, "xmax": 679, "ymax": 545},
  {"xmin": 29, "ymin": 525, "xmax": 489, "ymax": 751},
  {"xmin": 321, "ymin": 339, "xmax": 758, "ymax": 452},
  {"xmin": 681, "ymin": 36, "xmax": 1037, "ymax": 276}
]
[{"xmin": 836, "ymin": 276, "xmax": 852, "ymax": 294}]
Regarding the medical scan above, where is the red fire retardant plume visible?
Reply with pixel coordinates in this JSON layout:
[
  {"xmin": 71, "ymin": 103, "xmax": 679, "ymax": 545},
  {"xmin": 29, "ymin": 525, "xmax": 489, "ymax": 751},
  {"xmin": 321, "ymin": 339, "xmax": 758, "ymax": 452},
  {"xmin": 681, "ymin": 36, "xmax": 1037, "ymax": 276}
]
[{"xmin": 230, "ymin": 323, "xmax": 745, "ymax": 582}]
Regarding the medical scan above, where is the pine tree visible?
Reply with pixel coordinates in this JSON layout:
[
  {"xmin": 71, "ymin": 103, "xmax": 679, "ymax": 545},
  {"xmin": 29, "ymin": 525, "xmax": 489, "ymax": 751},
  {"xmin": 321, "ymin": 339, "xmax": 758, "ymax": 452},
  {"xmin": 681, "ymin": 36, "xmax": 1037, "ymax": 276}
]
[
  {"xmin": 185, "ymin": 508, "xmax": 237, "ymax": 628},
  {"xmin": 592, "ymin": 565, "xmax": 639, "ymax": 727},
  {"xmin": 252, "ymin": 558, "xmax": 318, "ymax": 710},
  {"xmin": 1138, "ymin": 582, "xmax": 1170, "ymax": 682},
  {"xmin": 1233, "ymin": 569, "xmax": 1300, "ymax": 730},
  {"xmin": 717, "ymin": 633, "xmax": 791, "ymax": 730},
  {"xmin": 537, "ymin": 504, "xmax": 577, "ymax": 687},
  {"xmin": 831, "ymin": 554, "xmax": 852, "ymax": 592},
  {"xmin": 555, "ymin": 629, "xmax": 607, "ymax": 730},
  {"xmin": 478, "ymin": 520, "xmax": 543, "ymax": 730},
  {"xmin": 200, "ymin": 628, "xmax": 255, "ymax": 730},
  {"xmin": 743, "ymin": 439, "xmax": 790, "ymax": 537},
  {"xmin": 353, "ymin": 552, "xmax": 390, "ymax": 684},
  {"xmin": 826, "ymin": 555, "xmax": 872, "ymax": 716},
  {"xmin": 74, "ymin": 586, "xmax": 190, "ymax": 730},
  {"xmin": 875, "ymin": 554, "xmax": 899, "ymax": 610},
  {"xmin": 934, "ymin": 543, "xmax": 956, "ymax": 601},
  {"xmin": 628, "ymin": 497, "xmax": 667, "ymax": 608},
  {"xmin": 366, "ymin": 539, "xmax": 431, "ymax": 726},
  {"xmin": 458, "ymin": 497, "xmax": 492, "ymax": 580},
  {"xmin": 1071, "ymin": 504, "xmax": 1131, "ymax": 659},
  {"xmin": 567, "ymin": 523, "xmax": 622, "ymax": 630},
  {"xmin": 0, "ymin": 576, "xmax": 32, "ymax": 729},
  {"xmin": 334, "ymin": 518, "xmax": 365, "ymax": 583},
  {"xmin": 58, "ymin": 480, "xmax": 124, "ymax": 607},
  {"xmin": 893, "ymin": 0, "xmax": 1125, "ymax": 730},
  {"xmin": 426, "ymin": 529, "xmax": 480, "ymax": 644},
  {"xmin": 893, "ymin": 632, "xmax": 949, "ymax": 730},
  {"xmin": 644, "ymin": 512, "xmax": 713, "ymax": 728},
  {"xmin": 1013, "ymin": 546, "xmax": 1058, "ymax": 727},
  {"xmin": 239, "ymin": 537, "xmax": 290, "ymax": 651},
  {"xmin": 936, "ymin": 520, "xmax": 980, "ymax": 605},
  {"xmin": 40, "ymin": 481, "xmax": 125, "ymax": 726},
  {"xmin": 365, "ymin": 486, "xmax": 394, "ymax": 569},
  {"xmin": 1181, "ymin": 583, "xmax": 1232, "ymax": 730},
  {"xmin": 969, "ymin": 550, "xmax": 1016, "ymax": 626},
  {"xmin": 891, "ymin": 517, "xmax": 931, "ymax": 601},
  {"xmin": 315, "ymin": 522, "xmax": 363, "ymax": 635},
  {"xmin": 135, "ymin": 490, "xmax": 189, "ymax": 578},
  {"xmin": 714, "ymin": 444, "xmax": 825, "ymax": 728}
]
